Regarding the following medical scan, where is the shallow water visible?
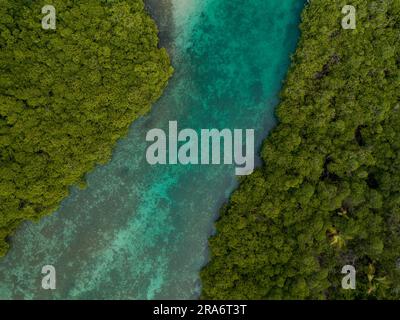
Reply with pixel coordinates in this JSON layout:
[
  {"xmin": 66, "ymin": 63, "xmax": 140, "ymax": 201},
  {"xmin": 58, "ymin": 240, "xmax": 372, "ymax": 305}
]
[{"xmin": 0, "ymin": 0, "xmax": 304, "ymax": 299}]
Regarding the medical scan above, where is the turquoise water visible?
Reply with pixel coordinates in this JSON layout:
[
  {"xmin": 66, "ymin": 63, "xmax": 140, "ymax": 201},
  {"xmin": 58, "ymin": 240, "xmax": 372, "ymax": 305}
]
[{"xmin": 0, "ymin": 0, "xmax": 304, "ymax": 299}]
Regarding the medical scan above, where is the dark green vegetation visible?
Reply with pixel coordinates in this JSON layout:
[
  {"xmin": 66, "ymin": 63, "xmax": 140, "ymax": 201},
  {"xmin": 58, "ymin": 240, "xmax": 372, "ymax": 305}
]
[
  {"xmin": 202, "ymin": 0, "xmax": 400, "ymax": 299},
  {"xmin": 0, "ymin": 0, "xmax": 173, "ymax": 256}
]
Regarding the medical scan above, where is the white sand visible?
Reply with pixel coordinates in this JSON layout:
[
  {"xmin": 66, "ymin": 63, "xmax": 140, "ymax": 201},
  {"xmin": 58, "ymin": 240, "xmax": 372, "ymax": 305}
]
[{"xmin": 171, "ymin": 0, "xmax": 207, "ymax": 42}]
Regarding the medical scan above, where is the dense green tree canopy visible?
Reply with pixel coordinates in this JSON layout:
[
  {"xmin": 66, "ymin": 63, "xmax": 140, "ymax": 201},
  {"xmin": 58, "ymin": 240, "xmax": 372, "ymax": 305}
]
[
  {"xmin": 0, "ymin": 0, "xmax": 173, "ymax": 256},
  {"xmin": 202, "ymin": 0, "xmax": 400, "ymax": 299}
]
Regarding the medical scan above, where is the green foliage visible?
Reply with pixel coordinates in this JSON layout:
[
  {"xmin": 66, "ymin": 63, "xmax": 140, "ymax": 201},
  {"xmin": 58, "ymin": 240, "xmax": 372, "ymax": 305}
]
[
  {"xmin": 201, "ymin": 0, "xmax": 400, "ymax": 299},
  {"xmin": 0, "ymin": 0, "xmax": 173, "ymax": 256}
]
